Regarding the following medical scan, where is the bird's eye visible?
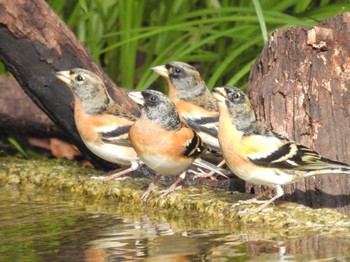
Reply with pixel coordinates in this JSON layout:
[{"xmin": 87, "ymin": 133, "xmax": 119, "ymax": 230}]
[
  {"xmin": 75, "ymin": 75, "xmax": 84, "ymax": 82},
  {"xmin": 232, "ymin": 93, "xmax": 240, "ymax": 100},
  {"xmin": 150, "ymin": 95, "xmax": 157, "ymax": 102},
  {"xmin": 174, "ymin": 67, "xmax": 181, "ymax": 74}
]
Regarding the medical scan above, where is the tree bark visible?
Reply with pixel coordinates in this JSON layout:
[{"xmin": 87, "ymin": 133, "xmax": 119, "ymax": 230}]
[
  {"xmin": 0, "ymin": 0, "xmax": 139, "ymax": 170},
  {"xmin": 248, "ymin": 13, "xmax": 350, "ymax": 214},
  {"xmin": 0, "ymin": 75, "xmax": 64, "ymax": 138}
]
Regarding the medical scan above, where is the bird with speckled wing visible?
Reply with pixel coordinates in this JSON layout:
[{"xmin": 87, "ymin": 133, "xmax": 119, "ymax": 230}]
[
  {"xmin": 152, "ymin": 61, "xmax": 226, "ymax": 179},
  {"xmin": 213, "ymin": 86, "xmax": 350, "ymax": 212}
]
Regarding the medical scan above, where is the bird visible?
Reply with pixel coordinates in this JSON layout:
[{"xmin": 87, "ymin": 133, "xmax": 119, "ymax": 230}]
[
  {"xmin": 128, "ymin": 89, "xmax": 212, "ymax": 200},
  {"xmin": 213, "ymin": 86, "xmax": 350, "ymax": 212},
  {"xmin": 151, "ymin": 61, "xmax": 226, "ymax": 179},
  {"xmin": 55, "ymin": 68, "xmax": 140, "ymax": 179}
]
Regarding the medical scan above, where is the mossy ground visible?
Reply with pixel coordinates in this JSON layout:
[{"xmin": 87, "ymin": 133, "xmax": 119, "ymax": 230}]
[{"xmin": 1, "ymin": 156, "xmax": 349, "ymax": 238}]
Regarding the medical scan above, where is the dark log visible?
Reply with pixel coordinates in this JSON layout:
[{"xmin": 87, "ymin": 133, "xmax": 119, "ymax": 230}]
[
  {"xmin": 248, "ymin": 13, "xmax": 350, "ymax": 214},
  {"xmin": 0, "ymin": 0, "xmax": 139, "ymax": 170},
  {"xmin": 0, "ymin": 75, "xmax": 64, "ymax": 138}
]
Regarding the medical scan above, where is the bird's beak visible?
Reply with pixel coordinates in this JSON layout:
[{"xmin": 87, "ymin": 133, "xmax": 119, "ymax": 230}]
[
  {"xmin": 128, "ymin": 91, "xmax": 145, "ymax": 106},
  {"xmin": 151, "ymin": 65, "xmax": 169, "ymax": 78},
  {"xmin": 55, "ymin": 70, "xmax": 71, "ymax": 85},
  {"xmin": 212, "ymin": 87, "xmax": 227, "ymax": 102}
]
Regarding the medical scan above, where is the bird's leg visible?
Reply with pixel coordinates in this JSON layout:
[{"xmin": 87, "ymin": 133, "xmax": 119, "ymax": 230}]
[
  {"xmin": 90, "ymin": 161, "xmax": 139, "ymax": 181},
  {"xmin": 191, "ymin": 159, "xmax": 227, "ymax": 180},
  {"xmin": 159, "ymin": 172, "xmax": 186, "ymax": 197},
  {"xmin": 243, "ymin": 187, "xmax": 275, "ymax": 204},
  {"xmin": 256, "ymin": 186, "xmax": 284, "ymax": 212},
  {"xmin": 141, "ymin": 174, "xmax": 161, "ymax": 201}
]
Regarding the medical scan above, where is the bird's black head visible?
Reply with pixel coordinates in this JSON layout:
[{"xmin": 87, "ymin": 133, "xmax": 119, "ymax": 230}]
[{"xmin": 129, "ymin": 90, "xmax": 181, "ymax": 130}]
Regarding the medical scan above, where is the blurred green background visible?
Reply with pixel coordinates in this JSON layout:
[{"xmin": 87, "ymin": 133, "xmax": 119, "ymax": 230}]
[{"xmin": 3, "ymin": 0, "xmax": 350, "ymax": 91}]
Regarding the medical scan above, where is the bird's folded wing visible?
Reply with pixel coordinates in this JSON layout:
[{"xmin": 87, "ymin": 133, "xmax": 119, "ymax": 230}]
[
  {"xmin": 183, "ymin": 115, "xmax": 219, "ymax": 138},
  {"xmin": 241, "ymin": 134, "xmax": 304, "ymax": 169},
  {"xmin": 98, "ymin": 125, "xmax": 132, "ymax": 147},
  {"xmin": 241, "ymin": 134, "xmax": 347, "ymax": 170}
]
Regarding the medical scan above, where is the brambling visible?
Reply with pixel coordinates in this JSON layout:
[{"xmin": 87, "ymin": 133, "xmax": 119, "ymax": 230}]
[
  {"xmin": 152, "ymin": 61, "xmax": 226, "ymax": 179},
  {"xmin": 128, "ymin": 89, "xmax": 211, "ymax": 200},
  {"xmin": 56, "ymin": 68, "xmax": 140, "ymax": 179},
  {"xmin": 213, "ymin": 86, "xmax": 350, "ymax": 212}
]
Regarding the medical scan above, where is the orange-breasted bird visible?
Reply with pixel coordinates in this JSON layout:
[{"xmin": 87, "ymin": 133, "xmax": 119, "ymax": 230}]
[
  {"xmin": 128, "ymin": 90, "xmax": 210, "ymax": 200},
  {"xmin": 152, "ymin": 61, "xmax": 226, "ymax": 179},
  {"xmin": 56, "ymin": 68, "xmax": 140, "ymax": 179},
  {"xmin": 213, "ymin": 86, "xmax": 350, "ymax": 212}
]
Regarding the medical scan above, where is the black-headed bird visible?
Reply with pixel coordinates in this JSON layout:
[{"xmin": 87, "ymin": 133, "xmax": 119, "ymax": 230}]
[{"xmin": 128, "ymin": 90, "xmax": 209, "ymax": 200}]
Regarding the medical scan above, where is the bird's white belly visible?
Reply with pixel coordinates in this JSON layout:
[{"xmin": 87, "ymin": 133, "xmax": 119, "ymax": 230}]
[
  {"xmin": 232, "ymin": 166, "xmax": 300, "ymax": 187},
  {"xmin": 140, "ymin": 154, "xmax": 191, "ymax": 175},
  {"xmin": 86, "ymin": 142, "xmax": 138, "ymax": 166}
]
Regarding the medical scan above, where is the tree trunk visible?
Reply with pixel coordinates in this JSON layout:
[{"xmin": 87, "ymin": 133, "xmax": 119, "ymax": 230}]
[
  {"xmin": 0, "ymin": 0, "xmax": 139, "ymax": 170},
  {"xmin": 248, "ymin": 13, "xmax": 350, "ymax": 214},
  {"xmin": 0, "ymin": 75, "xmax": 64, "ymax": 138}
]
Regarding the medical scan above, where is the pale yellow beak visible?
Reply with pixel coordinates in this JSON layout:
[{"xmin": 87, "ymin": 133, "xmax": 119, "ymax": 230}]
[
  {"xmin": 151, "ymin": 65, "xmax": 169, "ymax": 78},
  {"xmin": 56, "ymin": 70, "xmax": 71, "ymax": 85},
  {"xmin": 212, "ymin": 87, "xmax": 227, "ymax": 102},
  {"xmin": 128, "ymin": 91, "xmax": 145, "ymax": 106}
]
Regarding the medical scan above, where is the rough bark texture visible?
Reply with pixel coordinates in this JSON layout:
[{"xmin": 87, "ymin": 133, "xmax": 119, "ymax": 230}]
[
  {"xmin": 248, "ymin": 13, "xmax": 350, "ymax": 214},
  {"xmin": 0, "ymin": 0, "xmax": 139, "ymax": 170},
  {"xmin": 0, "ymin": 75, "xmax": 64, "ymax": 138}
]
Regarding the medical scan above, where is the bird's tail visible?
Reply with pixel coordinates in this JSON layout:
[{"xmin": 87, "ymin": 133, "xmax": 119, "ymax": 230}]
[
  {"xmin": 192, "ymin": 158, "xmax": 229, "ymax": 178},
  {"xmin": 299, "ymin": 157, "xmax": 350, "ymax": 177}
]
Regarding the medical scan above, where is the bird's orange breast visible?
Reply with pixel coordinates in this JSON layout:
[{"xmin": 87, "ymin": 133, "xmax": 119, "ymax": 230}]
[
  {"xmin": 129, "ymin": 117, "xmax": 194, "ymax": 161},
  {"xmin": 74, "ymin": 100, "xmax": 133, "ymax": 144}
]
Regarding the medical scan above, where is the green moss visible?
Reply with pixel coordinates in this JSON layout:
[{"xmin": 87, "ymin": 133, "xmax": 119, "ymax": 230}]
[{"xmin": 0, "ymin": 156, "xmax": 349, "ymax": 238}]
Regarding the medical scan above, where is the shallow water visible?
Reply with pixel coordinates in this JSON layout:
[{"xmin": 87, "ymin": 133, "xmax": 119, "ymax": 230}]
[{"xmin": 1, "ymin": 184, "xmax": 350, "ymax": 262}]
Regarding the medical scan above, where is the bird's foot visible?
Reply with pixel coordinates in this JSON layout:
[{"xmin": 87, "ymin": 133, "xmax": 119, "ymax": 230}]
[
  {"xmin": 141, "ymin": 183, "xmax": 158, "ymax": 202},
  {"xmin": 189, "ymin": 168, "xmax": 218, "ymax": 181},
  {"xmin": 159, "ymin": 185, "xmax": 183, "ymax": 198}
]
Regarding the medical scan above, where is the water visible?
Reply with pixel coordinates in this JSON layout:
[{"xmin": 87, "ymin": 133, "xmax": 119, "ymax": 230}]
[{"xmin": 0, "ymin": 184, "xmax": 350, "ymax": 261}]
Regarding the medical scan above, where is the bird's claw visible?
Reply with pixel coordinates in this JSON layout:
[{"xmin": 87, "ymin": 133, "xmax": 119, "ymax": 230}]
[
  {"xmin": 189, "ymin": 168, "xmax": 218, "ymax": 181},
  {"xmin": 159, "ymin": 185, "xmax": 183, "ymax": 198}
]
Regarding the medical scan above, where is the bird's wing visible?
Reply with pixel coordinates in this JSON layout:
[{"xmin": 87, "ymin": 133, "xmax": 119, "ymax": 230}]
[
  {"xmin": 106, "ymin": 103, "xmax": 139, "ymax": 121},
  {"xmin": 97, "ymin": 124, "xmax": 132, "ymax": 147},
  {"xmin": 183, "ymin": 115, "xmax": 219, "ymax": 138},
  {"xmin": 181, "ymin": 129, "xmax": 206, "ymax": 158},
  {"xmin": 241, "ymin": 131, "xmax": 349, "ymax": 170}
]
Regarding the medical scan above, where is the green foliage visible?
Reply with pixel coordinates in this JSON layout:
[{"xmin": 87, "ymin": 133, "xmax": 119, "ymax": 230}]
[
  {"xmin": 7, "ymin": 137, "xmax": 28, "ymax": 158},
  {"xmin": 21, "ymin": 1, "xmax": 350, "ymax": 90}
]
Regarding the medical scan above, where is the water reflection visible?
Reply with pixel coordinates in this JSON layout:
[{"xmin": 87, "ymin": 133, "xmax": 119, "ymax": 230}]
[{"xmin": 0, "ymin": 185, "xmax": 349, "ymax": 261}]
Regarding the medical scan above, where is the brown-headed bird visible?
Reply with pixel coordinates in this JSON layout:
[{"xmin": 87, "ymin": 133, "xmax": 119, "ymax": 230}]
[
  {"xmin": 56, "ymin": 68, "xmax": 140, "ymax": 179},
  {"xmin": 152, "ymin": 61, "xmax": 226, "ymax": 179},
  {"xmin": 128, "ymin": 90, "xmax": 208, "ymax": 200},
  {"xmin": 213, "ymin": 86, "xmax": 350, "ymax": 212}
]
